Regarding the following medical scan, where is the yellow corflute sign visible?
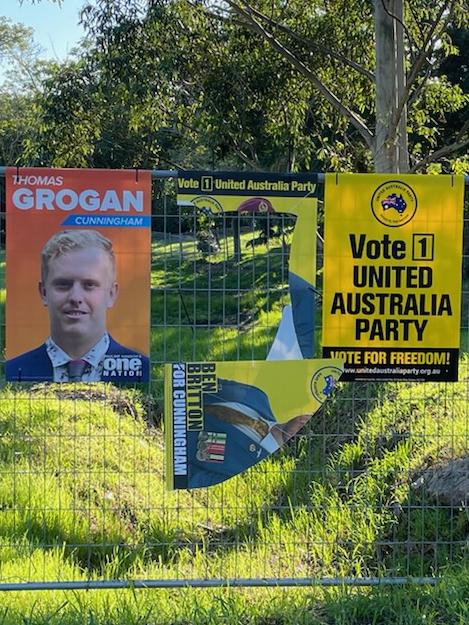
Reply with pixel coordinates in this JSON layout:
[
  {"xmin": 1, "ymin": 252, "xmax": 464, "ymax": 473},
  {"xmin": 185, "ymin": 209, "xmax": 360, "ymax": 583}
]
[
  {"xmin": 178, "ymin": 170, "xmax": 319, "ymax": 358},
  {"xmin": 165, "ymin": 359, "xmax": 344, "ymax": 490},
  {"xmin": 322, "ymin": 174, "xmax": 464, "ymax": 382}
]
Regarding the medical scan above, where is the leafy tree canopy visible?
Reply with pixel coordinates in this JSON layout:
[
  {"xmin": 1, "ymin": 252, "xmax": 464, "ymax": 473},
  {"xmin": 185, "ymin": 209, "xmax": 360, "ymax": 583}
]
[{"xmin": 13, "ymin": 0, "xmax": 469, "ymax": 173}]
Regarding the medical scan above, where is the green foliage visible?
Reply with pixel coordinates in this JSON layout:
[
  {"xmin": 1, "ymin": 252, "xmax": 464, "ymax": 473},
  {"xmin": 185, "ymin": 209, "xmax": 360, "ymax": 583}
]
[
  {"xmin": 4, "ymin": 1, "xmax": 468, "ymax": 172},
  {"xmin": 0, "ymin": 17, "xmax": 35, "ymax": 79},
  {"xmin": 0, "ymin": 17, "xmax": 56, "ymax": 165}
]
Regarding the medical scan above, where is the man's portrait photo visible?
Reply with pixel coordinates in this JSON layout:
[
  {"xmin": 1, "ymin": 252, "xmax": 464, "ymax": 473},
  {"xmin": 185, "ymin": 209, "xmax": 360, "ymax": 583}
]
[
  {"xmin": 5, "ymin": 167, "xmax": 152, "ymax": 384},
  {"xmin": 6, "ymin": 229, "xmax": 150, "ymax": 383}
]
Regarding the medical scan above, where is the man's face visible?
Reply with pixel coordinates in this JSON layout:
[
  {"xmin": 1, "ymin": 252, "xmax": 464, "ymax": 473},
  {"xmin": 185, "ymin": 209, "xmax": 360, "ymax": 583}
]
[{"xmin": 39, "ymin": 247, "xmax": 118, "ymax": 347}]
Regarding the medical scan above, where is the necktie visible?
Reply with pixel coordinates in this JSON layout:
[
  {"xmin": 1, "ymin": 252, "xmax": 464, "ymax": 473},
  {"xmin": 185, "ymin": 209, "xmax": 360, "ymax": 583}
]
[{"xmin": 67, "ymin": 359, "xmax": 87, "ymax": 381}]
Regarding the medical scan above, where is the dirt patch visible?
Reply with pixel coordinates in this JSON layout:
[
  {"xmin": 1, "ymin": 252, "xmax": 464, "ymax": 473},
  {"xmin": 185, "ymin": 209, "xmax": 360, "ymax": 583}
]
[
  {"xmin": 30, "ymin": 383, "xmax": 141, "ymax": 419},
  {"xmin": 412, "ymin": 455, "xmax": 469, "ymax": 505}
]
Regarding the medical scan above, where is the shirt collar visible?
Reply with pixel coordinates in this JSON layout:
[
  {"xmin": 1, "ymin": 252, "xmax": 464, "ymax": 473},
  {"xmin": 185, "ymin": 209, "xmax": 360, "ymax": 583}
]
[{"xmin": 46, "ymin": 333, "xmax": 110, "ymax": 367}]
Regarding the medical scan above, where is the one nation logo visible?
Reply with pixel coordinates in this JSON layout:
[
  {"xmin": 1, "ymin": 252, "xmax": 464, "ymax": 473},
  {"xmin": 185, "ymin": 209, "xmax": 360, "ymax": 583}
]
[{"xmin": 102, "ymin": 356, "xmax": 143, "ymax": 378}]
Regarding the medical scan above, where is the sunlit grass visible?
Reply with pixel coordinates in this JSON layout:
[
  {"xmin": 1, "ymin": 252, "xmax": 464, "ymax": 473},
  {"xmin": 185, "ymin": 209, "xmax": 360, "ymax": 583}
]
[
  {"xmin": 0, "ymin": 364, "xmax": 467, "ymax": 588},
  {"xmin": 0, "ymin": 225, "xmax": 469, "ymax": 621}
]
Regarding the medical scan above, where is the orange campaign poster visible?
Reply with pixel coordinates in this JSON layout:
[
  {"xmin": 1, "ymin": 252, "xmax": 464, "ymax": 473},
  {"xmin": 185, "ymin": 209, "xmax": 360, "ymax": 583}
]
[{"xmin": 5, "ymin": 167, "xmax": 151, "ymax": 384}]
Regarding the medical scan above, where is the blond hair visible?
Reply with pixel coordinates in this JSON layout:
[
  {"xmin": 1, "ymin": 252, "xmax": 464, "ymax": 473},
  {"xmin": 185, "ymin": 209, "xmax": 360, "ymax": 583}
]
[{"xmin": 41, "ymin": 230, "xmax": 115, "ymax": 282}]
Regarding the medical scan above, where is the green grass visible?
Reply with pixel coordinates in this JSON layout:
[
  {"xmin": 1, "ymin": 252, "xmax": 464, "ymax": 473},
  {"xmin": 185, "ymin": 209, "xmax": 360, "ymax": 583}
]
[
  {"xmin": 0, "ymin": 228, "xmax": 468, "ymax": 622},
  {"xmin": 0, "ymin": 368, "xmax": 467, "ymax": 623},
  {"xmin": 150, "ymin": 229, "xmax": 293, "ymax": 398},
  {"xmin": 1, "ymin": 570, "xmax": 469, "ymax": 624}
]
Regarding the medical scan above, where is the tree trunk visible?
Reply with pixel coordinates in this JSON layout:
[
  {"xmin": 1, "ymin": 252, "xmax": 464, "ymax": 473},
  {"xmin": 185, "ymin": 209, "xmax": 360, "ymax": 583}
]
[
  {"xmin": 374, "ymin": 0, "xmax": 409, "ymax": 173},
  {"xmin": 395, "ymin": 0, "xmax": 409, "ymax": 172}
]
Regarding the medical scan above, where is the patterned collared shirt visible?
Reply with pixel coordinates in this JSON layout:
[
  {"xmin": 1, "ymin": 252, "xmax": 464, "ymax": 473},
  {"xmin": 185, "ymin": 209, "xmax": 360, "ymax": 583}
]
[{"xmin": 45, "ymin": 334, "xmax": 110, "ymax": 382}]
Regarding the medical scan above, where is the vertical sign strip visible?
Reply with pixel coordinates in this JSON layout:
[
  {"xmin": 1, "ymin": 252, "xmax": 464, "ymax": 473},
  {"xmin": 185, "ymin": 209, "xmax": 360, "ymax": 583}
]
[{"xmin": 177, "ymin": 170, "xmax": 319, "ymax": 359}]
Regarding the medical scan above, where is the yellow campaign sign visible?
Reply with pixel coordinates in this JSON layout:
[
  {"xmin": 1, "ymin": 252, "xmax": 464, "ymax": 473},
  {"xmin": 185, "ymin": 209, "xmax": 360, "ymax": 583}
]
[
  {"xmin": 165, "ymin": 359, "xmax": 344, "ymax": 489},
  {"xmin": 322, "ymin": 173, "xmax": 464, "ymax": 382},
  {"xmin": 178, "ymin": 170, "xmax": 319, "ymax": 359}
]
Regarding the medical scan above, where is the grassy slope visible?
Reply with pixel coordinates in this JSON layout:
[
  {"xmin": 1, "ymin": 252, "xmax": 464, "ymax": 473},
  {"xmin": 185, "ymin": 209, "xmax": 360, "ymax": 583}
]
[
  {"xmin": 1, "ymin": 371, "xmax": 468, "ymax": 622},
  {"xmin": 1, "ymin": 230, "xmax": 468, "ymax": 622}
]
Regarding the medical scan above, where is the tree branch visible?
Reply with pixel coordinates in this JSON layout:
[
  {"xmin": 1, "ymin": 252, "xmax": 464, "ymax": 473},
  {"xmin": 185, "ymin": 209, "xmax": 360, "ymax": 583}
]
[
  {"xmin": 407, "ymin": 64, "xmax": 433, "ymax": 109},
  {"xmin": 406, "ymin": 0, "xmax": 454, "ymax": 92},
  {"xmin": 380, "ymin": 0, "xmax": 417, "ymax": 50},
  {"xmin": 407, "ymin": 2, "xmax": 426, "ymax": 46},
  {"xmin": 232, "ymin": 2, "xmax": 375, "ymax": 82},
  {"xmin": 203, "ymin": 0, "xmax": 372, "ymax": 80},
  {"xmin": 225, "ymin": 0, "xmax": 374, "ymax": 148},
  {"xmin": 410, "ymin": 133, "xmax": 469, "ymax": 172},
  {"xmin": 389, "ymin": 0, "xmax": 453, "ymax": 140},
  {"xmin": 232, "ymin": 144, "xmax": 263, "ymax": 170}
]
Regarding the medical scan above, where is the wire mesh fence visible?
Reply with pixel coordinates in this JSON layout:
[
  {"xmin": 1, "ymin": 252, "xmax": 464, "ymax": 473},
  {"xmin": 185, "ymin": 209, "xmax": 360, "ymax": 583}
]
[{"xmin": 0, "ymin": 173, "xmax": 468, "ymax": 590}]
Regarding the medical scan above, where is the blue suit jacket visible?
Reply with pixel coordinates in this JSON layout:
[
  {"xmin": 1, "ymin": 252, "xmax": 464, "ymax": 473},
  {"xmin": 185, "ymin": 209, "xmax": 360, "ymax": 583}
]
[
  {"xmin": 289, "ymin": 271, "xmax": 316, "ymax": 358},
  {"xmin": 185, "ymin": 379, "xmax": 278, "ymax": 489},
  {"xmin": 5, "ymin": 336, "xmax": 150, "ymax": 383}
]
